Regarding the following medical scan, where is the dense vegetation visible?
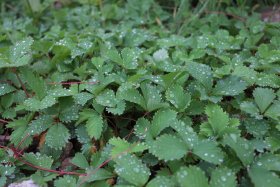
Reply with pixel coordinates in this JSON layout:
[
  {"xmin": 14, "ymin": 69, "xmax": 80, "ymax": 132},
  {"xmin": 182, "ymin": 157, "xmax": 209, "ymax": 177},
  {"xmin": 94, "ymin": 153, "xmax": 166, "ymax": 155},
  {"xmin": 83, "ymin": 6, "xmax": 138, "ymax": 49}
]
[{"xmin": 0, "ymin": 0, "xmax": 280, "ymax": 186}]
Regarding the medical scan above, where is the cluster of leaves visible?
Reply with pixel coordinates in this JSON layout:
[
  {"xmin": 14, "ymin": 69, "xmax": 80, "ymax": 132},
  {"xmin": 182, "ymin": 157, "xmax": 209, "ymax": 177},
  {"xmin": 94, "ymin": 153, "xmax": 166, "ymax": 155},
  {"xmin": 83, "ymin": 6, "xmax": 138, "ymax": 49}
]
[{"xmin": 0, "ymin": 0, "xmax": 280, "ymax": 186}]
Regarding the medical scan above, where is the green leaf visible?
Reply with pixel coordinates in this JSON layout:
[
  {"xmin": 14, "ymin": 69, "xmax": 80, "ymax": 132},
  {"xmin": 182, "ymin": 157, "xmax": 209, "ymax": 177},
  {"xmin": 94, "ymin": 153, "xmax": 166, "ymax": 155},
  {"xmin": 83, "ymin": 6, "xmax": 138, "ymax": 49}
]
[
  {"xmin": 185, "ymin": 61, "xmax": 213, "ymax": 89},
  {"xmin": 171, "ymin": 119, "xmax": 199, "ymax": 149},
  {"xmin": 103, "ymin": 47, "xmax": 123, "ymax": 65},
  {"xmin": 24, "ymin": 153, "xmax": 53, "ymax": 169},
  {"xmin": 193, "ymin": 140, "xmax": 224, "ymax": 164},
  {"xmin": 0, "ymin": 37, "xmax": 34, "ymax": 68},
  {"xmin": 23, "ymin": 95, "xmax": 56, "ymax": 111},
  {"xmin": 96, "ymin": 89, "xmax": 125, "ymax": 114},
  {"xmin": 75, "ymin": 125, "xmax": 91, "ymax": 144},
  {"xmin": 248, "ymin": 166, "xmax": 280, "ymax": 187},
  {"xmin": 166, "ymin": 84, "xmax": 191, "ymax": 111},
  {"xmin": 265, "ymin": 100, "xmax": 280, "ymax": 120},
  {"xmin": 0, "ymin": 83, "xmax": 16, "ymax": 96},
  {"xmin": 213, "ymin": 76, "xmax": 248, "ymax": 96},
  {"xmin": 146, "ymin": 176, "xmax": 176, "ymax": 187},
  {"xmin": 83, "ymin": 168, "xmax": 114, "ymax": 182},
  {"xmin": 210, "ymin": 168, "xmax": 236, "ymax": 187},
  {"xmin": 256, "ymin": 73, "xmax": 280, "ymax": 88},
  {"xmin": 0, "ymin": 165, "xmax": 15, "ymax": 176},
  {"xmin": 48, "ymin": 88, "xmax": 75, "ymax": 98},
  {"xmin": 134, "ymin": 117, "xmax": 153, "ymax": 140},
  {"xmin": 20, "ymin": 67, "xmax": 47, "ymax": 99},
  {"xmin": 86, "ymin": 112, "xmax": 104, "ymax": 139},
  {"xmin": 176, "ymin": 166, "xmax": 209, "ymax": 187},
  {"xmin": 223, "ymin": 134, "xmax": 254, "ymax": 165},
  {"xmin": 149, "ymin": 134, "xmax": 188, "ymax": 161},
  {"xmin": 59, "ymin": 104, "xmax": 80, "ymax": 123},
  {"xmin": 121, "ymin": 48, "xmax": 139, "ymax": 69},
  {"xmin": 205, "ymin": 104, "xmax": 229, "ymax": 136},
  {"xmin": 253, "ymin": 87, "xmax": 276, "ymax": 113},
  {"xmin": 109, "ymin": 137, "xmax": 147, "ymax": 156},
  {"xmin": 141, "ymin": 83, "xmax": 168, "ymax": 111},
  {"xmin": 240, "ymin": 101, "xmax": 261, "ymax": 118},
  {"xmin": 150, "ymin": 109, "xmax": 177, "ymax": 137},
  {"xmin": 73, "ymin": 92, "xmax": 93, "ymax": 106},
  {"xmin": 54, "ymin": 176, "xmax": 77, "ymax": 187},
  {"xmin": 27, "ymin": 115, "xmax": 53, "ymax": 135},
  {"xmin": 232, "ymin": 65, "xmax": 257, "ymax": 84},
  {"xmin": 254, "ymin": 153, "xmax": 280, "ymax": 171},
  {"xmin": 114, "ymin": 154, "xmax": 150, "ymax": 186},
  {"xmin": 153, "ymin": 48, "xmax": 169, "ymax": 61},
  {"xmin": 45, "ymin": 124, "xmax": 70, "ymax": 150},
  {"xmin": 117, "ymin": 83, "xmax": 145, "ymax": 107},
  {"xmin": 71, "ymin": 153, "xmax": 89, "ymax": 169},
  {"xmin": 96, "ymin": 89, "xmax": 118, "ymax": 107}
]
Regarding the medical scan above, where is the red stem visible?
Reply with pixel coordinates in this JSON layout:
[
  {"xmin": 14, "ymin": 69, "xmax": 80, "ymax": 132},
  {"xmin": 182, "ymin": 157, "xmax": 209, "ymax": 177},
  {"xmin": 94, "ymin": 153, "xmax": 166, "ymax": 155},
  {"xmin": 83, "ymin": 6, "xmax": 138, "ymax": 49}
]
[
  {"xmin": 48, "ymin": 81, "xmax": 98, "ymax": 85},
  {"xmin": 0, "ymin": 145, "xmax": 86, "ymax": 176},
  {"xmin": 204, "ymin": 10, "xmax": 246, "ymax": 22},
  {"xmin": 0, "ymin": 119, "xmax": 9, "ymax": 124},
  {"xmin": 13, "ymin": 68, "xmax": 30, "ymax": 98},
  {"xmin": 18, "ymin": 158, "xmax": 87, "ymax": 176},
  {"xmin": 16, "ymin": 133, "xmax": 30, "ymax": 150}
]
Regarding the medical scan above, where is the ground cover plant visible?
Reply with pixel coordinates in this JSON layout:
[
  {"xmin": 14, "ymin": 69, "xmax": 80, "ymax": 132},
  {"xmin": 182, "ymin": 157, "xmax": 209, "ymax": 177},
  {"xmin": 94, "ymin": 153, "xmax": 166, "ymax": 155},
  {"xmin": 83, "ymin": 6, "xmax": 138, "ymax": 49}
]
[{"xmin": 0, "ymin": 0, "xmax": 280, "ymax": 186}]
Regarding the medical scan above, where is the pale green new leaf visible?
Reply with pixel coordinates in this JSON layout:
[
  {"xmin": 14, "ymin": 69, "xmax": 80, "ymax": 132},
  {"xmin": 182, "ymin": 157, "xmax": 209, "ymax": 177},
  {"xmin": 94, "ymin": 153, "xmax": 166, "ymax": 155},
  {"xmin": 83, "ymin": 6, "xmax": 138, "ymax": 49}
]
[
  {"xmin": 45, "ymin": 124, "xmax": 70, "ymax": 150},
  {"xmin": 176, "ymin": 166, "xmax": 209, "ymax": 187},
  {"xmin": 114, "ymin": 154, "xmax": 150, "ymax": 186},
  {"xmin": 253, "ymin": 87, "xmax": 276, "ymax": 113},
  {"xmin": 149, "ymin": 134, "xmax": 188, "ymax": 161}
]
